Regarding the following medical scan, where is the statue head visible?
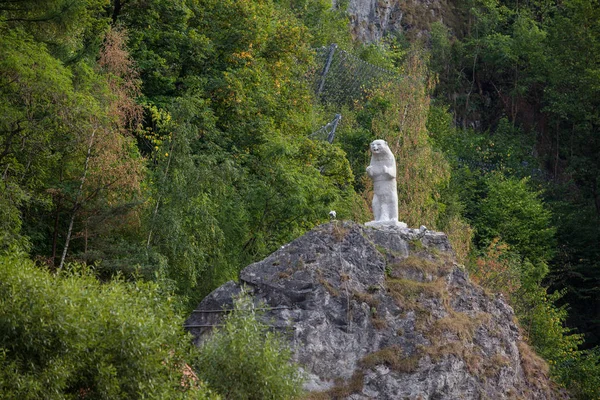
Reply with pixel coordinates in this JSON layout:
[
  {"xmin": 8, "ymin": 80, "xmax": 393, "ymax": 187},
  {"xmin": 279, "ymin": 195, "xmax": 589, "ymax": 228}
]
[{"xmin": 370, "ymin": 139, "xmax": 393, "ymax": 160}]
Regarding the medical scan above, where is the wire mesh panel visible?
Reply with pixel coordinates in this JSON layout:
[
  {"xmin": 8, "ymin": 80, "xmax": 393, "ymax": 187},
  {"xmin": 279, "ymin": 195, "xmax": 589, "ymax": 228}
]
[
  {"xmin": 311, "ymin": 44, "xmax": 401, "ymax": 106},
  {"xmin": 307, "ymin": 44, "xmax": 408, "ymax": 143}
]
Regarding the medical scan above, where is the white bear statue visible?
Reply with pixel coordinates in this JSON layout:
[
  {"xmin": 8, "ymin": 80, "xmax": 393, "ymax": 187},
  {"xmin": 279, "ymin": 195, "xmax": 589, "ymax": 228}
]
[{"xmin": 365, "ymin": 139, "xmax": 407, "ymax": 228}]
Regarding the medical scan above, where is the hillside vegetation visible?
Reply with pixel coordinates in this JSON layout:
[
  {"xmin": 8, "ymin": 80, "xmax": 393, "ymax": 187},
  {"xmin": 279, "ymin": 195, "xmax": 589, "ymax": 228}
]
[{"xmin": 0, "ymin": 0, "xmax": 598, "ymax": 398}]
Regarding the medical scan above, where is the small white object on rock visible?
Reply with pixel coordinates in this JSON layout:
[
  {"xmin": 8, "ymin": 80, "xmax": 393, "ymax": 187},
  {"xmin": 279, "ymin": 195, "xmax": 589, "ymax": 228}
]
[
  {"xmin": 419, "ymin": 225, "xmax": 427, "ymax": 233},
  {"xmin": 329, "ymin": 210, "xmax": 337, "ymax": 220}
]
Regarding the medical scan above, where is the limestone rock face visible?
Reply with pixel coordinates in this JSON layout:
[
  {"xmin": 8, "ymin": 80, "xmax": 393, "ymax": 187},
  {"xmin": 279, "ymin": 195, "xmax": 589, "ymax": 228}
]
[
  {"xmin": 346, "ymin": 0, "xmax": 460, "ymax": 42},
  {"xmin": 347, "ymin": 0, "xmax": 404, "ymax": 43},
  {"xmin": 186, "ymin": 222, "xmax": 564, "ymax": 399}
]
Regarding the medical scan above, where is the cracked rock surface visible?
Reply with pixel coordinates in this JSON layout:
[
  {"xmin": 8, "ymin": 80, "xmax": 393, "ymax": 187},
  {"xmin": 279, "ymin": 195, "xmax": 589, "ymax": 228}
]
[
  {"xmin": 186, "ymin": 222, "xmax": 565, "ymax": 399},
  {"xmin": 346, "ymin": 0, "xmax": 460, "ymax": 43}
]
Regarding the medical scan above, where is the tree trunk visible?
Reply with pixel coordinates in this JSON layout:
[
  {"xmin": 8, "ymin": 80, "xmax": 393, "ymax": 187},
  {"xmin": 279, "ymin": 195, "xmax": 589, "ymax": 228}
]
[
  {"xmin": 146, "ymin": 135, "xmax": 175, "ymax": 248},
  {"xmin": 592, "ymin": 180, "xmax": 600, "ymax": 219},
  {"xmin": 51, "ymin": 196, "xmax": 62, "ymax": 267},
  {"xmin": 112, "ymin": 0, "xmax": 122, "ymax": 22},
  {"xmin": 58, "ymin": 128, "xmax": 96, "ymax": 270}
]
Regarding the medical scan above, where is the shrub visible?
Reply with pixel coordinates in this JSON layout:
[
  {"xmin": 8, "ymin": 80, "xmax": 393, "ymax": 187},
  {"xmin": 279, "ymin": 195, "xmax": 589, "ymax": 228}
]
[
  {"xmin": 194, "ymin": 290, "xmax": 304, "ymax": 400},
  {"xmin": 513, "ymin": 285, "xmax": 600, "ymax": 399},
  {"xmin": 475, "ymin": 173, "xmax": 555, "ymax": 285},
  {"xmin": 0, "ymin": 253, "xmax": 216, "ymax": 399},
  {"xmin": 469, "ymin": 238, "xmax": 522, "ymax": 298},
  {"xmin": 558, "ymin": 348, "xmax": 600, "ymax": 400}
]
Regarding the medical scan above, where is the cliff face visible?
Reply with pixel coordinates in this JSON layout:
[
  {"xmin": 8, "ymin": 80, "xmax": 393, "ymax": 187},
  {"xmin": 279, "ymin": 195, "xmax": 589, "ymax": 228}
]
[
  {"xmin": 346, "ymin": 0, "xmax": 460, "ymax": 42},
  {"xmin": 186, "ymin": 222, "xmax": 564, "ymax": 399}
]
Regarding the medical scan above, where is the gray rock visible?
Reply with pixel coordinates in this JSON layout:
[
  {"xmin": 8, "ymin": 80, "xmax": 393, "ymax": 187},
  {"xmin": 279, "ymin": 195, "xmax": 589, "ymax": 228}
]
[
  {"xmin": 186, "ymin": 222, "xmax": 565, "ymax": 399},
  {"xmin": 347, "ymin": 0, "xmax": 405, "ymax": 43},
  {"xmin": 346, "ymin": 0, "xmax": 460, "ymax": 43}
]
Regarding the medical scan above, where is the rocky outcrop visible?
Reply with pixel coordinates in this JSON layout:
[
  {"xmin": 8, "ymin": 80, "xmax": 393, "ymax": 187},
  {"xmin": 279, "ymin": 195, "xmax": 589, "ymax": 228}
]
[
  {"xmin": 186, "ymin": 222, "xmax": 564, "ymax": 399},
  {"xmin": 345, "ymin": 0, "xmax": 460, "ymax": 42}
]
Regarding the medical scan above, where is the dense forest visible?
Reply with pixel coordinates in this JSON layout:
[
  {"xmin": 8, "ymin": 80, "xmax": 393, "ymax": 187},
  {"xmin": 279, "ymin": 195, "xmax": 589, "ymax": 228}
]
[{"xmin": 1, "ymin": 0, "xmax": 599, "ymax": 398}]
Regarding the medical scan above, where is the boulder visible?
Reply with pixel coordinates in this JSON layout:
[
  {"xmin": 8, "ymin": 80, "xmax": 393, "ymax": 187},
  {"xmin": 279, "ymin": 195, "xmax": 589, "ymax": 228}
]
[{"xmin": 186, "ymin": 222, "xmax": 564, "ymax": 399}]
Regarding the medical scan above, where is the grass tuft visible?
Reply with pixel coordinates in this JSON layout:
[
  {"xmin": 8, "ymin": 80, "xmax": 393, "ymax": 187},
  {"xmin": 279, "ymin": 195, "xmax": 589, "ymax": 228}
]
[
  {"xmin": 372, "ymin": 317, "xmax": 388, "ymax": 330},
  {"xmin": 360, "ymin": 345, "xmax": 420, "ymax": 373},
  {"xmin": 389, "ymin": 255, "xmax": 453, "ymax": 279},
  {"xmin": 332, "ymin": 222, "xmax": 349, "ymax": 242},
  {"xmin": 430, "ymin": 311, "xmax": 484, "ymax": 342},
  {"xmin": 518, "ymin": 341, "xmax": 549, "ymax": 380},
  {"xmin": 387, "ymin": 277, "xmax": 446, "ymax": 310},
  {"xmin": 302, "ymin": 371, "xmax": 364, "ymax": 399},
  {"xmin": 319, "ymin": 277, "xmax": 339, "ymax": 297},
  {"xmin": 352, "ymin": 290, "xmax": 380, "ymax": 308}
]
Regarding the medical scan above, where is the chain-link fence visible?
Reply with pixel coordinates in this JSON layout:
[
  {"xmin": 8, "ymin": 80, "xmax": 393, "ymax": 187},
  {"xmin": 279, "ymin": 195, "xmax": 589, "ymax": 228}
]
[
  {"xmin": 309, "ymin": 44, "xmax": 402, "ymax": 106},
  {"xmin": 305, "ymin": 46, "xmax": 543, "ymax": 178},
  {"xmin": 307, "ymin": 44, "xmax": 404, "ymax": 142},
  {"xmin": 309, "ymin": 113, "xmax": 342, "ymax": 143}
]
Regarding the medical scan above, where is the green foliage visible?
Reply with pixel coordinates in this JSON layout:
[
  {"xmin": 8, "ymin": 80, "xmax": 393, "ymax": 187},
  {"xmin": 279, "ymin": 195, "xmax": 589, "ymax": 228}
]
[
  {"xmin": 427, "ymin": 103, "xmax": 554, "ymax": 282},
  {"xmin": 4, "ymin": 0, "xmax": 598, "ymax": 396},
  {"xmin": 355, "ymin": 33, "xmax": 408, "ymax": 72},
  {"xmin": 557, "ymin": 348, "xmax": 600, "ymax": 400},
  {"xmin": 540, "ymin": 0, "xmax": 600, "ymax": 351},
  {"xmin": 469, "ymin": 238, "xmax": 521, "ymax": 297},
  {"xmin": 0, "ymin": 24, "xmax": 74, "ymax": 250},
  {"xmin": 429, "ymin": 22, "xmax": 452, "ymax": 78},
  {"xmin": 428, "ymin": 110, "xmax": 537, "ymax": 179},
  {"xmin": 1, "ymin": 0, "xmax": 361, "ymax": 311},
  {"xmin": 518, "ymin": 288, "xmax": 583, "ymax": 364},
  {"xmin": 0, "ymin": 0, "xmax": 109, "ymax": 59},
  {"xmin": 429, "ymin": 0, "xmax": 600, "ymax": 351},
  {"xmin": 514, "ymin": 286, "xmax": 600, "ymax": 399},
  {"xmin": 427, "ymin": 16, "xmax": 600, "ymax": 390},
  {"xmin": 114, "ymin": 0, "xmax": 210, "ymax": 100},
  {"xmin": 466, "ymin": 224, "xmax": 599, "ymax": 398},
  {"xmin": 194, "ymin": 290, "xmax": 304, "ymax": 400},
  {"xmin": 546, "ymin": 191, "xmax": 600, "ymax": 348},
  {"xmin": 338, "ymin": 50, "xmax": 453, "ymax": 228},
  {"xmin": 0, "ymin": 19, "xmax": 148, "ymax": 271},
  {"xmin": 474, "ymin": 173, "xmax": 555, "ymax": 284},
  {"xmin": 275, "ymin": 0, "xmax": 352, "ymax": 48},
  {"xmin": 144, "ymin": 94, "xmax": 234, "ymax": 305},
  {"xmin": 0, "ymin": 253, "xmax": 216, "ymax": 399},
  {"xmin": 133, "ymin": 0, "xmax": 362, "ymax": 306}
]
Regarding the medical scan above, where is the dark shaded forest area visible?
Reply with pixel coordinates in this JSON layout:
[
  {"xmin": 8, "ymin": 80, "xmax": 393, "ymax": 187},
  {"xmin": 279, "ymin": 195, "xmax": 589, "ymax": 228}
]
[{"xmin": 1, "ymin": 0, "xmax": 599, "ymax": 398}]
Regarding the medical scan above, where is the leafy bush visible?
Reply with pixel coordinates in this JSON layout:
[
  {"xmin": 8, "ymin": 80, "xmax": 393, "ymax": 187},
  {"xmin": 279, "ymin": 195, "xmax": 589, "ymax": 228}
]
[
  {"xmin": 474, "ymin": 173, "xmax": 555, "ymax": 285},
  {"xmin": 469, "ymin": 238, "xmax": 522, "ymax": 298},
  {"xmin": 194, "ymin": 290, "xmax": 304, "ymax": 400},
  {"xmin": 514, "ymin": 285, "xmax": 600, "ymax": 399},
  {"xmin": 0, "ymin": 254, "xmax": 216, "ymax": 399},
  {"xmin": 557, "ymin": 348, "xmax": 600, "ymax": 400}
]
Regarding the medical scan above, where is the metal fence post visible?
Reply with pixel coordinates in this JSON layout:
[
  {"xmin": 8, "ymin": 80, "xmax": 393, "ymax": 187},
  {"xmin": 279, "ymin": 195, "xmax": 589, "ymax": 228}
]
[
  {"xmin": 317, "ymin": 43, "xmax": 337, "ymax": 96},
  {"xmin": 327, "ymin": 114, "xmax": 342, "ymax": 143}
]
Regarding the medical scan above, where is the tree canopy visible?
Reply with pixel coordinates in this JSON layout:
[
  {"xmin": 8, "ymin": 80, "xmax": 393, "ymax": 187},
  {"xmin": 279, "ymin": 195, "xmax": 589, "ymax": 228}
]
[{"xmin": 1, "ymin": 0, "xmax": 600, "ymax": 397}]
